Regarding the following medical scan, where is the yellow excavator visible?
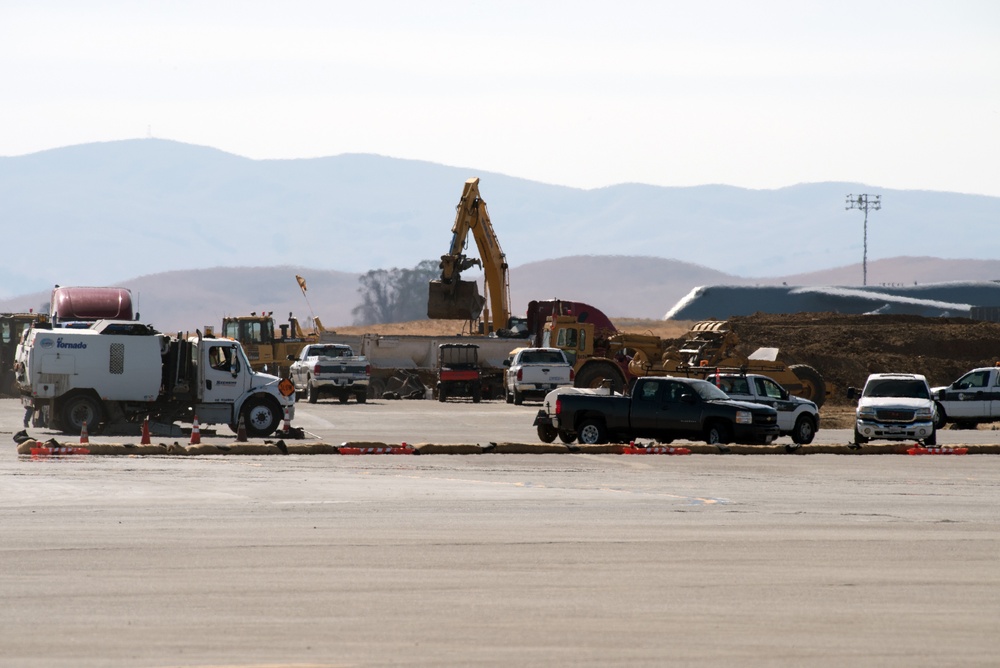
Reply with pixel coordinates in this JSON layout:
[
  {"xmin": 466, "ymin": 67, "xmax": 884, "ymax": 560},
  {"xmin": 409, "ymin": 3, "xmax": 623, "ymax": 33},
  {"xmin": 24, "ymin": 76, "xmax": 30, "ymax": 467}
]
[{"xmin": 427, "ymin": 177, "xmax": 515, "ymax": 335}]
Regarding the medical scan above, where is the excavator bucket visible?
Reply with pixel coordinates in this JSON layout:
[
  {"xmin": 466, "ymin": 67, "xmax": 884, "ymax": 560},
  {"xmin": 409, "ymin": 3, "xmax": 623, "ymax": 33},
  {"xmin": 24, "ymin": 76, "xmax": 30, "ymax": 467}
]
[{"xmin": 427, "ymin": 280, "xmax": 486, "ymax": 320}]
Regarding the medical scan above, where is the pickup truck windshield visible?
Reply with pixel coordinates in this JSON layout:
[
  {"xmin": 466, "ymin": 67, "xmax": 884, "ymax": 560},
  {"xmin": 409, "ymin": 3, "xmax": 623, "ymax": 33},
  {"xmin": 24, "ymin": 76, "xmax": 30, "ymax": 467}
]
[
  {"xmin": 692, "ymin": 379, "xmax": 731, "ymax": 401},
  {"xmin": 863, "ymin": 378, "xmax": 929, "ymax": 399}
]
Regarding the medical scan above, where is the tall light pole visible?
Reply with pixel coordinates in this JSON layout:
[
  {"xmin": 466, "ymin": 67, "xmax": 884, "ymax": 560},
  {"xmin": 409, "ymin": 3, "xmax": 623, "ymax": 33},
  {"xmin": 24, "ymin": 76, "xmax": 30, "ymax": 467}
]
[{"xmin": 845, "ymin": 193, "xmax": 881, "ymax": 286}]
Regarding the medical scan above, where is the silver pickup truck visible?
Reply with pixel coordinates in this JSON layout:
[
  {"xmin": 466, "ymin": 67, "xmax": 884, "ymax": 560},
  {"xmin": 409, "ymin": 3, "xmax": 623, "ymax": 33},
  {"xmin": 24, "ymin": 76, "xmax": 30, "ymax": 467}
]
[{"xmin": 288, "ymin": 344, "xmax": 370, "ymax": 404}]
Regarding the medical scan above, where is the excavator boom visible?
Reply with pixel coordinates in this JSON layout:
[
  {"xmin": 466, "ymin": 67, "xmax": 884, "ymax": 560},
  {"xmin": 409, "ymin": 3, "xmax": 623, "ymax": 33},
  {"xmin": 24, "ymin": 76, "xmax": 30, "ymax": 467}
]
[{"xmin": 427, "ymin": 178, "xmax": 511, "ymax": 332}]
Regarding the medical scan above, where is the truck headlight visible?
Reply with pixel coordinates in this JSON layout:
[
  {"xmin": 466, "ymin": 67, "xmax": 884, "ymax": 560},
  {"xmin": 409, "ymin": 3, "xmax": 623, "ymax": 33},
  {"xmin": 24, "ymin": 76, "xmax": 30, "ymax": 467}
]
[
  {"xmin": 915, "ymin": 407, "xmax": 933, "ymax": 419},
  {"xmin": 858, "ymin": 407, "xmax": 876, "ymax": 419},
  {"xmin": 735, "ymin": 410, "xmax": 752, "ymax": 425}
]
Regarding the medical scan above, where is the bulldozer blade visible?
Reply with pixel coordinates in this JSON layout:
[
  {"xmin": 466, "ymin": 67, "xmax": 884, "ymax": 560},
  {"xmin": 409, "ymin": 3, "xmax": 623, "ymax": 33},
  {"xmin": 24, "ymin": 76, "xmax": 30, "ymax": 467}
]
[{"xmin": 427, "ymin": 280, "xmax": 486, "ymax": 320}]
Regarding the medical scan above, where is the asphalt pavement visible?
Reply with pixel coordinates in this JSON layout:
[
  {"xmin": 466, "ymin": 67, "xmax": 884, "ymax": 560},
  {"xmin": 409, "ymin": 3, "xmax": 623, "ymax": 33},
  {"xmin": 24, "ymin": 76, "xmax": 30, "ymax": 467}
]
[{"xmin": 2, "ymin": 397, "xmax": 999, "ymax": 668}]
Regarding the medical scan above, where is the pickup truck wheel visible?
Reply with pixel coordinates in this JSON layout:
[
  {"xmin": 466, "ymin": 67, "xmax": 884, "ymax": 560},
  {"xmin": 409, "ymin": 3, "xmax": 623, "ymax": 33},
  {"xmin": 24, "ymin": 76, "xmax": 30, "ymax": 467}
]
[
  {"xmin": 853, "ymin": 427, "xmax": 869, "ymax": 445},
  {"xmin": 558, "ymin": 431, "xmax": 577, "ymax": 444},
  {"xmin": 60, "ymin": 394, "xmax": 104, "ymax": 436},
  {"xmin": 791, "ymin": 414, "xmax": 817, "ymax": 445},
  {"xmin": 577, "ymin": 419, "xmax": 608, "ymax": 445},
  {"xmin": 536, "ymin": 424, "xmax": 558, "ymax": 443},
  {"xmin": 513, "ymin": 388, "xmax": 523, "ymax": 405},
  {"xmin": 923, "ymin": 430, "xmax": 937, "ymax": 446},
  {"xmin": 438, "ymin": 387, "xmax": 447, "ymax": 402},
  {"xmin": 338, "ymin": 393, "xmax": 349, "ymax": 404},
  {"xmin": 933, "ymin": 403, "xmax": 947, "ymax": 429},
  {"xmin": 356, "ymin": 393, "xmax": 367, "ymax": 404},
  {"xmin": 505, "ymin": 389, "xmax": 514, "ymax": 404},
  {"xmin": 242, "ymin": 397, "xmax": 281, "ymax": 437},
  {"xmin": 790, "ymin": 364, "xmax": 826, "ymax": 408},
  {"xmin": 704, "ymin": 421, "xmax": 732, "ymax": 445},
  {"xmin": 306, "ymin": 381, "xmax": 318, "ymax": 404},
  {"xmin": 472, "ymin": 386, "xmax": 482, "ymax": 403}
]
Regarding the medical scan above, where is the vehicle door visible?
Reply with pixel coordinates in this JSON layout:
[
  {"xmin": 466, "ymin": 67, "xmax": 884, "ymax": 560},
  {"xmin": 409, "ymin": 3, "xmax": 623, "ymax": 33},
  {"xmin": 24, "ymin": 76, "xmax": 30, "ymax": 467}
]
[
  {"xmin": 751, "ymin": 376, "xmax": 798, "ymax": 428},
  {"xmin": 941, "ymin": 369, "xmax": 991, "ymax": 419},
  {"xmin": 200, "ymin": 341, "xmax": 251, "ymax": 405},
  {"xmin": 629, "ymin": 379, "xmax": 701, "ymax": 439}
]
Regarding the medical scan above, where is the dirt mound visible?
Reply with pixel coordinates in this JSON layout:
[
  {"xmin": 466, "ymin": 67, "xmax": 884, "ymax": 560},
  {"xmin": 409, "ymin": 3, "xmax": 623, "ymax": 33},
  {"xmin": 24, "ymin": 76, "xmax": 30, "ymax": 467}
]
[{"xmin": 719, "ymin": 312, "xmax": 1000, "ymax": 407}]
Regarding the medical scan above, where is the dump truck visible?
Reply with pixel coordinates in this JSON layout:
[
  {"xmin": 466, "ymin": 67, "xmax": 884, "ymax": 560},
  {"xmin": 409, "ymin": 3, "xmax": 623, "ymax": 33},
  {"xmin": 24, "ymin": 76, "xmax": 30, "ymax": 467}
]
[{"xmin": 16, "ymin": 320, "xmax": 295, "ymax": 436}]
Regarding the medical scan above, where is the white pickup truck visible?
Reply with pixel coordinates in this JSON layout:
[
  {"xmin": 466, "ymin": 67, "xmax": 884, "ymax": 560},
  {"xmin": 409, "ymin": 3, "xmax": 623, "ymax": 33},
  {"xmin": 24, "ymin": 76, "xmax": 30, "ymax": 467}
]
[
  {"xmin": 848, "ymin": 373, "xmax": 936, "ymax": 446},
  {"xmin": 714, "ymin": 372, "xmax": 819, "ymax": 444},
  {"xmin": 288, "ymin": 344, "xmax": 370, "ymax": 404},
  {"xmin": 503, "ymin": 347, "xmax": 574, "ymax": 405},
  {"xmin": 931, "ymin": 366, "xmax": 1000, "ymax": 428}
]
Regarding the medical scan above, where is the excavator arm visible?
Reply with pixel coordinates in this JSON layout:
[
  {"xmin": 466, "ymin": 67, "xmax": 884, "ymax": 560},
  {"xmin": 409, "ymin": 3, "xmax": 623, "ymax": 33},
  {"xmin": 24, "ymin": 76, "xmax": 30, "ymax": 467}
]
[{"xmin": 427, "ymin": 178, "xmax": 512, "ymax": 333}]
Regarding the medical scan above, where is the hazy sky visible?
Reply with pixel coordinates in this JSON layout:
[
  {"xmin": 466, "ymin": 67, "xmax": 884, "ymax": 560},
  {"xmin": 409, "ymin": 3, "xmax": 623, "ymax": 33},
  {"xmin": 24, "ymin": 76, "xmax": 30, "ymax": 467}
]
[{"xmin": 3, "ymin": 1, "xmax": 998, "ymax": 196}]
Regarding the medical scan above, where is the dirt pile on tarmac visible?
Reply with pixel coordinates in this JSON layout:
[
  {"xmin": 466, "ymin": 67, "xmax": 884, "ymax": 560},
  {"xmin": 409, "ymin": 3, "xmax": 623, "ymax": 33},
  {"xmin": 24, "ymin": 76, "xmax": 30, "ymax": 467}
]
[{"xmin": 718, "ymin": 312, "xmax": 1000, "ymax": 407}]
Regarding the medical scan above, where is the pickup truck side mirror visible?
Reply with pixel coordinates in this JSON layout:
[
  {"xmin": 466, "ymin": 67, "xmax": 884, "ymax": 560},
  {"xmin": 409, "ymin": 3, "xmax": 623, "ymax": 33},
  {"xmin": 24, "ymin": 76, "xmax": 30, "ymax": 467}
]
[
  {"xmin": 846, "ymin": 387, "xmax": 857, "ymax": 400},
  {"xmin": 503, "ymin": 359, "xmax": 511, "ymax": 367},
  {"xmin": 287, "ymin": 354, "xmax": 296, "ymax": 361},
  {"xmin": 680, "ymin": 393, "xmax": 698, "ymax": 404}
]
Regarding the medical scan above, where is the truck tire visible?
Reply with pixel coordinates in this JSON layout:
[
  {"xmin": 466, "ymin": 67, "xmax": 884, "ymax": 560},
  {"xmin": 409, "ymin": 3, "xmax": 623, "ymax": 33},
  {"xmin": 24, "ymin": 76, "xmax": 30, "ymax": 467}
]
[
  {"xmin": 791, "ymin": 414, "xmax": 817, "ymax": 445},
  {"xmin": 789, "ymin": 364, "xmax": 826, "ymax": 408},
  {"xmin": 924, "ymin": 429, "xmax": 937, "ymax": 446},
  {"xmin": 356, "ymin": 392, "xmax": 367, "ymax": 404},
  {"xmin": 933, "ymin": 403, "xmax": 947, "ymax": 429},
  {"xmin": 513, "ymin": 388, "xmax": 523, "ymax": 405},
  {"xmin": 59, "ymin": 393, "xmax": 104, "ymax": 436},
  {"xmin": 575, "ymin": 362, "xmax": 624, "ymax": 394},
  {"xmin": 307, "ymin": 381, "xmax": 318, "ymax": 404},
  {"xmin": 536, "ymin": 424, "xmax": 557, "ymax": 443},
  {"xmin": 242, "ymin": 397, "xmax": 282, "ymax": 437},
  {"xmin": 472, "ymin": 386, "xmax": 482, "ymax": 403},
  {"xmin": 558, "ymin": 431, "xmax": 576, "ymax": 444},
  {"xmin": 505, "ymin": 389, "xmax": 514, "ymax": 404},
  {"xmin": 704, "ymin": 421, "xmax": 732, "ymax": 445},
  {"xmin": 853, "ymin": 427, "xmax": 868, "ymax": 445},
  {"xmin": 438, "ymin": 387, "xmax": 447, "ymax": 402},
  {"xmin": 577, "ymin": 419, "xmax": 608, "ymax": 445}
]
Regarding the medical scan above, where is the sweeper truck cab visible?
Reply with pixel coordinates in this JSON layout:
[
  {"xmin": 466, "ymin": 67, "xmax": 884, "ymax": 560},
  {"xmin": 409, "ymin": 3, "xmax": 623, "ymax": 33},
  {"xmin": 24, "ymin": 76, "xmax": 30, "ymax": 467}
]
[{"xmin": 16, "ymin": 320, "xmax": 295, "ymax": 437}]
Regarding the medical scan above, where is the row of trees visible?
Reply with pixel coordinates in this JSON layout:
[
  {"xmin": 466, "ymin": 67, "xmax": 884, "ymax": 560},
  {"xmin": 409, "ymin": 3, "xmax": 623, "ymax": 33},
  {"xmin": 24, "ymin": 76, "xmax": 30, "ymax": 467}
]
[{"xmin": 351, "ymin": 259, "xmax": 441, "ymax": 325}]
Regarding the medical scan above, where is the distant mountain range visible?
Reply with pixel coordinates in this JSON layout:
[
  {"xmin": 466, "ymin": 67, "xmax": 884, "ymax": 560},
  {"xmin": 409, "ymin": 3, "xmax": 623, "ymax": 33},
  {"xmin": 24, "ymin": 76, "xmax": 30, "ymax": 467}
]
[
  {"xmin": 2, "ymin": 139, "xmax": 999, "ymax": 302},
  {"xmin": 1, "ymin": 256, "xmax": 997, "ymax": 333}
]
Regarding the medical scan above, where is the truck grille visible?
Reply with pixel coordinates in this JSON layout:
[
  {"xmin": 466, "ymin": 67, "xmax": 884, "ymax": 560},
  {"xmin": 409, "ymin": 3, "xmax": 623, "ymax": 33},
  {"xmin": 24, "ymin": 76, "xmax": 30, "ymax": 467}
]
[
  {"xmin": 876, "ymin": 409, "xmax": 915, "ymax": 422},
  {"xmin": 754, "ymin": 413, "xmax": 777, "ymax": 425}
]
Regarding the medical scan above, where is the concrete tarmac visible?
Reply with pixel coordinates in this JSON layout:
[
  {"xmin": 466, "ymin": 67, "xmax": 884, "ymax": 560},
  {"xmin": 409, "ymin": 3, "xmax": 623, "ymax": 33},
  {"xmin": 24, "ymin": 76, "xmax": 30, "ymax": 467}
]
[{"xmin": 2, "ymin": 397, "xmax": 999, "ymax": 667}]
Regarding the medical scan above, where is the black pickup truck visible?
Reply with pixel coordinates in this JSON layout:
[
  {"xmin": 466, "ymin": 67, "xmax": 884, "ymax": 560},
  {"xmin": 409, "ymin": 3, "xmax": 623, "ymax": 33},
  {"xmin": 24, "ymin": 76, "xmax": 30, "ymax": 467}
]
[{"xmin": 533, "ymin": 376, "xmax": 780, "ymax": 445}]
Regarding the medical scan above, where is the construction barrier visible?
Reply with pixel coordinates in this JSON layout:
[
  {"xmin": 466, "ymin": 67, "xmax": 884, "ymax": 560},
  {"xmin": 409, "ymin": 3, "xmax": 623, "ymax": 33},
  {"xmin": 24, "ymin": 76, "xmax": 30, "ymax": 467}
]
[
  {"xmin": 907, "ymin": 446, "xmax": 969, "ymax": 456},
  {"xmin": 622, "ymin": 444, "xmax": 692, "ymax": 455},
  {"xmin": 338, "ymin": 443, "xmax": 415, "ymax": 455}
]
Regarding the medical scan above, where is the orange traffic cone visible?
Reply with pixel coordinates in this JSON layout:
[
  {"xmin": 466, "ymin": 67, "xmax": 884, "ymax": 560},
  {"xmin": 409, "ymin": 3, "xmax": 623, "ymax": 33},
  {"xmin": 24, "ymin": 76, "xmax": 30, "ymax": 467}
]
[
  {"xmin": 140, "ymin": 416, "xmax": 151, "ymax": 445},
  {"xmin": 189, "ymin": 415, "xmax": 201, "ymax": 445},
  {"xmin": 236, "ymin": 414, "xmax": 247, "ymax": 442},
  {"xmin": 80, "ymin": 420, "xmax": 90, "ymax": 444}
]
